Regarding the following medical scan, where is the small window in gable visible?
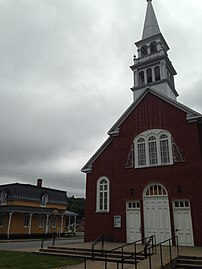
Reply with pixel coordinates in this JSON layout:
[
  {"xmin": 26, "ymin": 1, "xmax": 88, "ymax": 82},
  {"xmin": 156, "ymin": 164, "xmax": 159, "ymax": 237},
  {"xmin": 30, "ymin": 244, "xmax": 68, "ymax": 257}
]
[
  {"xmin": 134, "ymin": 129, "xmax": 173, "ymax": 168},
  {"xmin": 96, "ymin": 177, "xmax": 110, "ymax": 213},
  {"xmin": 40, "ymin": 193, "xmax": 48, "ymax": 207},
  {"xmin": 150, "ymin": 41, "xmax": 157, "ymax": 54},
  {"xmin": 141, "ymin": 45, "xmax": 148, "ymax": 56}
]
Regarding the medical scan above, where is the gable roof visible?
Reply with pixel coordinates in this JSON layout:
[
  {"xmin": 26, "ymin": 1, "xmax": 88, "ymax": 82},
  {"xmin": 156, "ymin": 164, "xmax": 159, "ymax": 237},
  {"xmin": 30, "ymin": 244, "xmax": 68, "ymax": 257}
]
[
  {"xmin": 0, "ymin": 182, "xmax": 68, "ymax": 205},
  {"xmin": 81, "ymin": 88, "xmax": 202, "ymax": 173},
  {"xmin": 108, "ymin": 87, "xmax": 202, "ymax": 136}
]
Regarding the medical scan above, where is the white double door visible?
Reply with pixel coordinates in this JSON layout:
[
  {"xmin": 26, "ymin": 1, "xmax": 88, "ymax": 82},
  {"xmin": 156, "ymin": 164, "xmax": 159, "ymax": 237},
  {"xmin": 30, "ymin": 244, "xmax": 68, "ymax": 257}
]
[
  {"xmin": 144, "ymin": 196, "xmax": 171, "ymax": 243},
  {"xmin": 126, "ymin": 201, "xmax": 141, "ymax": 243}
]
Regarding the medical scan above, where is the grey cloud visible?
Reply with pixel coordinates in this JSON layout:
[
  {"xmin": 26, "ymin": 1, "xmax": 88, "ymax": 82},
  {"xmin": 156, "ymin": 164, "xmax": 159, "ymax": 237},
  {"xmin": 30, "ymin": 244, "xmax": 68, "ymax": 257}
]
[{"xmin": 0, "ymin": 0, "xmax": 201, "ymax": 197}]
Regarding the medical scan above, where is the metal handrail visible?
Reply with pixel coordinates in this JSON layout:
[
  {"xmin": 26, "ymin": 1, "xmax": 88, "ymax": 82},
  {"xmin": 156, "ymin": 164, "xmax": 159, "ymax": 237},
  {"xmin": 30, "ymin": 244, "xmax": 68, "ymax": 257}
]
[
  {"xmin": 91, "ymin": 234, "xmax": 105, "ymax": 259},
  {"xmin": 156, "ymin": 236, "xmax": 179, "ymax": 269},
  {"xmin": 109, "ymin": 235, "xmax": 153, "ymax": 253},
  {"xmin": 116, "ymin": 235, "xmax": 156, "ymax": 269}
]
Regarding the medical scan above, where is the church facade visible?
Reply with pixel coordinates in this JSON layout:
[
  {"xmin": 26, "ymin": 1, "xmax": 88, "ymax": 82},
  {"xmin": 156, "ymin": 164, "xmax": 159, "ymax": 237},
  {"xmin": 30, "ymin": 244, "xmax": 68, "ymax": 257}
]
[{"xmin": 82, "ymin": 0, "xmax": 202, "ymax": 246}]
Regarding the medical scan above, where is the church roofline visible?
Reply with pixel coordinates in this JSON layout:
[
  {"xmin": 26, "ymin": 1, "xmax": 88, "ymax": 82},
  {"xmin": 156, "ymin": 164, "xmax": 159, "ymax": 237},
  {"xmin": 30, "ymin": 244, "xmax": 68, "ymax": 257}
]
[
  {"xmin": 108, "ymin": 88, "xmax": 201, "ymax": 135},
  {"xmin": 81, "ymin": 137, "xmax": 112, "ymax": 173},
  {"xmin": 81, "ymin": 89, "xmax": 202, "ymax": 173}
]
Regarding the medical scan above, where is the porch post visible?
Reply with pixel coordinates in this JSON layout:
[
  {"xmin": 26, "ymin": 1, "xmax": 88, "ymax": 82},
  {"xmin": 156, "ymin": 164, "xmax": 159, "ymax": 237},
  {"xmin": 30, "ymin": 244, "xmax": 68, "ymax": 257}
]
[
  {"xmin": 68, "ymin": 216, "xmax": 71, "ymax": 232},
  {"xmin": 73, "ymin": 215, "xmax": 77, "ymax": 232},
  {"xmin": 60, "ymin": 215, "xmax": 64, "ymax": 234},
  {"xmin": 28, "ymin": 214, "xmax": 33, "ymax": 235},
  {"xmin": 45, "ymin": 214, "xmax": 49, "ymax": 234},
  {"xmin": 7, "ymin": 211, "xmax": 13, "ymax": 239}
]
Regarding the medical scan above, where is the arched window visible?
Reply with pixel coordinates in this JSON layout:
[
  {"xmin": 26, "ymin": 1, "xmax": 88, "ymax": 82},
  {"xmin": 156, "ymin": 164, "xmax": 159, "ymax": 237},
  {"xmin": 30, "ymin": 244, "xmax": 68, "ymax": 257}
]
[
  {"xmin": 139, "ymin": 71, "xmax": 145, "ymax": 86},
  {"xmin": 40, "ymin": 193, "xmax": 48, "ymax": 207},
  {"xmin": 160, "ymin": 134, "xmax": 170, "ymax": 163},
  {"xmin": 147, "ymin": 68, "xmax": 153, "ymax": 83},
  {"xmin": 134, "ymin": 129, "xmax": 173, "ymax": 168},
  {"xmin": 96, "ymin": 177, "xmax": 110, "ymax": 212},
  {"xmin": 155, "ymin": 66, "xmax": 161, "ymax": 81},
  {"xmin": 148, "ymin": 136, "xmax": 158, "ymax": 165},
  {"xmin": 145, "ymin": 184, "xmax": 167, "ymax": 196},
  {"xmin": 141, "ymin": 45, "xmax": 148, "ymax": 56},
  {"xmin": 137, "ymin": 138, "xmax": 146, "ymax": 166},
  {"xmin": 150, "ymin": 41, "xmax": 157, "ymax": 54}
]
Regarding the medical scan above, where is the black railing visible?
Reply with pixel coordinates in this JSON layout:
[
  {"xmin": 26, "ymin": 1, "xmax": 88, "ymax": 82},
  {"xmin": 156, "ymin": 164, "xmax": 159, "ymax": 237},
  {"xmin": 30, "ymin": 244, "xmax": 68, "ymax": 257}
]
[
  {"xmin": 157, "ymin": 236, "xmax": 179, "ymax": 269},
  {"xmin": 134, "ymin": 236, "xmax": 179, "ymax": 269},
  {"xmin": 91, "ymin": 234, "xmax": 105, "ymax": 259},
  {"xmin": 115, "ymin": 235, "xmax": 156, "ymax": 269},
  {"xmin": 144, "ymin": 234, "xmax": 156, "ymax": 258}
]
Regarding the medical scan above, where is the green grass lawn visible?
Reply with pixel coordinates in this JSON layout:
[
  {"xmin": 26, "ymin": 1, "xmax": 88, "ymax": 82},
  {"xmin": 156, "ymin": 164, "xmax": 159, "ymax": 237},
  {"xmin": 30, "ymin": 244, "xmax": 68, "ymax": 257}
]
[{"xmin": 0, "ymin": 250, "xmax": 82, "ymax": 269}]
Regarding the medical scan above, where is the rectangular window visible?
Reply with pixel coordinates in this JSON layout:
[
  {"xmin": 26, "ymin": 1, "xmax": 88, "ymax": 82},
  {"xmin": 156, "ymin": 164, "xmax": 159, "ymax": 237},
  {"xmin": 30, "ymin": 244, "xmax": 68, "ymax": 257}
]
[
  {"xmin": 51, "ymin": 216, "xmax": 56, "ymax": 228},
  {"xmin": 39, "ymin": 215, "xmax": 45, "ymax": 227},
  {"xmin": 24, "ymin": 214, "xmax": 30, "ymax": 227},
  {"xmin": 0, "ymin": 214, "xmax": 3, "ymax": 226},
  {"xmin": 104, "ymin": 192, "xmax": 108, "ymax": 210}
]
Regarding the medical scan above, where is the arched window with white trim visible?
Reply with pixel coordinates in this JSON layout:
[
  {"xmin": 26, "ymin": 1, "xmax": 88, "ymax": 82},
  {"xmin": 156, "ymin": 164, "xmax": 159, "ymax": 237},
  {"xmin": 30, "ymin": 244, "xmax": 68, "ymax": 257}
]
[
  {"xmin": 96, "ymin": 177, "xmax": 110, "ymax": 213},
  {"xmin": 137, "ymin": 138, "xmax": 146, "ymax": 166},
  {"xmin": 148, "ymin": 136, "xmax": 158, "ymax": 165},
  {"xmin": 134, "ymin": 129, "xmax": 173, "ymax": 168}
]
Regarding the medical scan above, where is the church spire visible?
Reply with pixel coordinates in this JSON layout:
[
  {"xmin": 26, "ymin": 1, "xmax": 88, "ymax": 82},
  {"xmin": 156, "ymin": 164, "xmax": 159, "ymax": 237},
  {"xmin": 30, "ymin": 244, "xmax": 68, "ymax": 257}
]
[
  {"xmin": 142, "ymin": 0, "xmax": 161, "ymax": 40},
  {"xmin": 130, "ymin": 0, "xmax": 179, "ymax": 102}
]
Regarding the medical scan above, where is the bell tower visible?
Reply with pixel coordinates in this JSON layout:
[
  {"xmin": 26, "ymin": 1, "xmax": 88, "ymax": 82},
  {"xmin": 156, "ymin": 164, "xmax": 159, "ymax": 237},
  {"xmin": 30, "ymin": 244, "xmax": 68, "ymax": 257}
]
[{"xmin": 130, "ymin": 0, "xmax": 179, "ymax": 101}]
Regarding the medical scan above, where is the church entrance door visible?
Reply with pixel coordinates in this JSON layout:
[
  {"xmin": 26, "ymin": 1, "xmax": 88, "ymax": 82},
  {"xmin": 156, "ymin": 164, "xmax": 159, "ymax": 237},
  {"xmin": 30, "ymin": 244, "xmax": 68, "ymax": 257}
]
[
  {"xmin": 143, "ymin": 184, "xmax": 171, "ymax": 244},
  {"xmin": 126, "ymin": 201, "xmax": 141, "ymax": 243},
  {"xmin": 173, "ymin": 200, "xmax": 194, "ymax": 246}
]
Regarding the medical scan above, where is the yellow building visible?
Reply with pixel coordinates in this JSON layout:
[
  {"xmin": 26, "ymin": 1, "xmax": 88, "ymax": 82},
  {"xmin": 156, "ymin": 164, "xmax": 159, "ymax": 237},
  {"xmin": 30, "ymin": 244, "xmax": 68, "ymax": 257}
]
[{"xmin": 0, "ymin": 179, "xmax": 77, "ymax": 239}]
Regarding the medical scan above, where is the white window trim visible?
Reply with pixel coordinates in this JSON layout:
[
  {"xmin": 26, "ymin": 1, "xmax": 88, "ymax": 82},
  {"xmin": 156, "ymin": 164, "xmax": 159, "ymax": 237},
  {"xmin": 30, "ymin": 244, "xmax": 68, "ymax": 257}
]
[
  {"xmin": 96, "ymin": 176, "xmax": 110, "ymax": 213},
  {"xmin": 38, "ymin": 215, "xmax": 45, "ymax": 228},
  {"xmin": 134, "ymin": 129, "xmax": 173, "ymax": 168},
  {"xmin": 51, "ymin": 216, "xmax": 56, "ymax": 228},
  {"xmin": 24, "ymin": 214, "xmax": 30, "ymax": 228}
]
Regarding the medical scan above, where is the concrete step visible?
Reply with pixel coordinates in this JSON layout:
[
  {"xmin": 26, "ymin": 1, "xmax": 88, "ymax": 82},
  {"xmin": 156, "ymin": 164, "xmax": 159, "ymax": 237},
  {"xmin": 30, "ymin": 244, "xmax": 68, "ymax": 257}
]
[
  {"xmin": 175, "ymin": 256, "xmax": 202, "ymax": 269},
  {"xmin": 38, "ymin": 246, "xmax": 145, "ymax": 264}
]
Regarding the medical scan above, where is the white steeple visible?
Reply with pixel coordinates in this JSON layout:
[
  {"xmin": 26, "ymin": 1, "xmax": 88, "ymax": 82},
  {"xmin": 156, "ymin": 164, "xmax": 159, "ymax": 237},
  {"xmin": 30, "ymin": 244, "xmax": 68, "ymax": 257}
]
[{"xmin": 130, "ymin": 0, "xmax": 179, "ymax": 101}]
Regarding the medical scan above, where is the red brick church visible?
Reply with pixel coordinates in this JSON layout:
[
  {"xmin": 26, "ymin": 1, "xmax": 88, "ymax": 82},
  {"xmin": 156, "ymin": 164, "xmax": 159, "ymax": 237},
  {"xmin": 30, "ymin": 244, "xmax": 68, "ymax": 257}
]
[{"xmin": 82, "ymin": 0, "xmax": 202, "ymax": 247}]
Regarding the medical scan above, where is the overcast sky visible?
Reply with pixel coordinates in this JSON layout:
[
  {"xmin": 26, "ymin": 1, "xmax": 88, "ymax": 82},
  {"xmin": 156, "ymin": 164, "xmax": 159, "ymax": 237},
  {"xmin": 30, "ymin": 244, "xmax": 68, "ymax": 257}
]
[{"xmin": 0, "ymin": 0, "xmax": 202, "ymax": 197}]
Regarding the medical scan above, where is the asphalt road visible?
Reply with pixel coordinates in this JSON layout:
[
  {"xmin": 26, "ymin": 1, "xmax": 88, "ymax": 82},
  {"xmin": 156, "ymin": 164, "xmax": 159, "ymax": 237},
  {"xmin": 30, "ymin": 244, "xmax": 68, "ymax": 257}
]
[{"xmin": 0, "ymin": 238, "xmax": 84, "ymax": 252}]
